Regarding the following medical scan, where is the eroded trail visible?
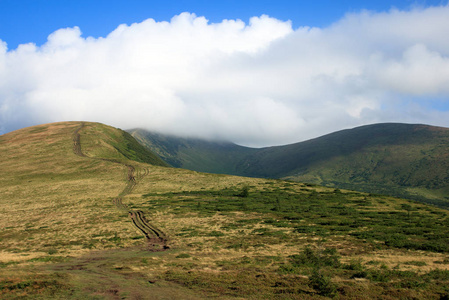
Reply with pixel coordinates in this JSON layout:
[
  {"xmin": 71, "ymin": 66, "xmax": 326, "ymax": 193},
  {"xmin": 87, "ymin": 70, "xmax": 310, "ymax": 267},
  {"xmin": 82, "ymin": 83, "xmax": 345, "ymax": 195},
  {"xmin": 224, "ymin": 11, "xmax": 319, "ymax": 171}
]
[{"xmin": 72, "ymin": 123, "xmax": 168, "ymax": 251}]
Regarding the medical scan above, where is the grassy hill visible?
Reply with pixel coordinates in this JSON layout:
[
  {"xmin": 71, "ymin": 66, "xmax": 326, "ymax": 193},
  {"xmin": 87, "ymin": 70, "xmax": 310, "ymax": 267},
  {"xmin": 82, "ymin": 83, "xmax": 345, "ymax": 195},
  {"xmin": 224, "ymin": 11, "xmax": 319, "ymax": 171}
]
[
  {"xmin": 131, "ymin": 123, "xmax": 449, "ymax": 207},
  {"xmin": 1, "ymin": 122, "xmax": 449, "ymax": 299}
]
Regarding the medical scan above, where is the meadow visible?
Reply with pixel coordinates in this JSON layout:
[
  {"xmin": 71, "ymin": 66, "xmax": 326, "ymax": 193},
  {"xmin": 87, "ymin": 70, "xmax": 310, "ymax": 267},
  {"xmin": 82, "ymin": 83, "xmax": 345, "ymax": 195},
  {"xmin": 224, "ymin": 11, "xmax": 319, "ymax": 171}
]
[{"xmin": 1, "ymin": 122, "xmax": 448, "ymax": 299}]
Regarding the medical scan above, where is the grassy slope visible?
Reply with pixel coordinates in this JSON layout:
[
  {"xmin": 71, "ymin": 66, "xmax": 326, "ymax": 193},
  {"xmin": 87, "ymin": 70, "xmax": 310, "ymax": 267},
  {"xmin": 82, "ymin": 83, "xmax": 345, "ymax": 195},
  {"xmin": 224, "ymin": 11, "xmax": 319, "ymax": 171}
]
[
  {"xmin": 1, "ymin": 122, "xmax": 449, "ymax": 299},
  {"xmin": 0, "ymin": 122, "xmax": 164, "ymax": 257},
  {"xmin": 82, "ymin": 124, "xmax": 169, "ymax": 166},
  {"xmin": 275, "ymin": 124, "xmax": 449, "ymax": 206},
  {"xmin": 131, "ymin": 124, "xmax": 449, "ymax": 206}
]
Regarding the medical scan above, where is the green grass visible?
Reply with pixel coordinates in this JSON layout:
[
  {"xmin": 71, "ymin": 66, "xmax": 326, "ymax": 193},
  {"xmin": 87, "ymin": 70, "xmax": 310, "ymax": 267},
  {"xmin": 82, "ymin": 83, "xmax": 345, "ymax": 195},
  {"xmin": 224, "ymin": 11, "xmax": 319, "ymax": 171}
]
[
  {"xmin": 142, "ymin": 186, "xmax": 449, "ymax": 253},
  {"xmin": 131, "ymin": 124, "xmax": 449, "ymax": 207},
  {"xmin": 1, "ymin": 121, "xmax": 449, "ymax": 299}
]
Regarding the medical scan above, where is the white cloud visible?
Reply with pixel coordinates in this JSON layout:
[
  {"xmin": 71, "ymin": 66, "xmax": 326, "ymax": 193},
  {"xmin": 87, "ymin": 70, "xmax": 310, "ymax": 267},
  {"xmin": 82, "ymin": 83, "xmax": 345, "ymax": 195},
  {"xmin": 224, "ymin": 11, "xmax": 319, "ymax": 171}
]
[
  {"xmin": 373, "ymin": 44, "xmax": 449, "ymax": 95},
  {"xmin": 1, "ymin": 8, "xmax": 449, "ymax": 146}
]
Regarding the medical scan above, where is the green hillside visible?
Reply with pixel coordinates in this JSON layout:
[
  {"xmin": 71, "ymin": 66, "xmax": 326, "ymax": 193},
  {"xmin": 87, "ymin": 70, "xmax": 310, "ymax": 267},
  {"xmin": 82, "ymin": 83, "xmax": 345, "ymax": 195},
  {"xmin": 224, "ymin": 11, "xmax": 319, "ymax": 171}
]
[
  {"xmin": 1, "ymin": 122, "xmax": 449, "ymax": 299},
  {"xmin": 240, "ymin": 123, "xmax": 449, "ymax": 206},
  {"xmin": 129, "ymin": 129, "xmax": 256, "ymax": 174},
  {"xmin": 131, "ymin": 123, "xmax": 449, "ymax": 207},
  {"xmin": 79, "ymin": 123, "xmax": 169, "ymax": 167}
]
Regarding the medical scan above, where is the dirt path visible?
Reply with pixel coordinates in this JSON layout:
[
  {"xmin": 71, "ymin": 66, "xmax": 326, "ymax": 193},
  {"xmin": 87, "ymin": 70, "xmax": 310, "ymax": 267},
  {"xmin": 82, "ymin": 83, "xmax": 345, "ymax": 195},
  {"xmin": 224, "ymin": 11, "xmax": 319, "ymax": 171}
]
[{"xmin": 72, "ymin": 123, "xmax": 168, "ymax": 251}]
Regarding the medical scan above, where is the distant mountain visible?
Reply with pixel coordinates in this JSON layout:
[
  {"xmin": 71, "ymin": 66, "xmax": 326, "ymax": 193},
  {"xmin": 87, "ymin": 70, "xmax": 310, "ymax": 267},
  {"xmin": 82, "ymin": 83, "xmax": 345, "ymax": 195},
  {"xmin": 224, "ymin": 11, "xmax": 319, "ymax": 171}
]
[
  {"xmin": 129, "ymin": 123, "xmax": 449, "ymax": 206},
  {"xmin": 128, "ymin": 129, "xmax": 257, "ymax": 174}
]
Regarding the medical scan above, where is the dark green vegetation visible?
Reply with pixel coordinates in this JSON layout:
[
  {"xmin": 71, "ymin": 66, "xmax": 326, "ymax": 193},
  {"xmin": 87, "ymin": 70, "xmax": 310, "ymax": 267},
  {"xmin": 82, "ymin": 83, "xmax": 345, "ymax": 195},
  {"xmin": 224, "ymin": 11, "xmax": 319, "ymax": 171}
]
[
  {"xmin": 130, "ymin": 123, "xmax": 449, "ymax": 207},
  {"xmin": 129, "ymin": 129, "xmax": 255, "ymax": 173},
  {"xmin": 1, "ymin": 121, "xmax": 449, "ymax": 299},
  {"xmin": 115, "ymin": 131, "xmax": 169, "ymax": 166},
  {"xmin": 141, "ymin": 183, "xmax": 449, "ymax": 299},
  {"xmin": 142, "ymin": 185, "xmax": 449, "ymax": 254}
]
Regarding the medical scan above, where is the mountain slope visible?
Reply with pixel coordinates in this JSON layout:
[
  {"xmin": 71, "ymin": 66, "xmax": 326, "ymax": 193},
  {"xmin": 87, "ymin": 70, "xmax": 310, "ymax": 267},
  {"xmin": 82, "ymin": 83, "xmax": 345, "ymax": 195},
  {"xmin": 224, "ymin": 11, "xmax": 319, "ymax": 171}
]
[
  {"xmin": 241, "ymin": 123, "xmax": 449, "ymax": 205},
  {"xmin": 2, "ymin": 121, "xmax": 449, "ymax": 299},
  {"xmin": 129, "ymin": 129, "xmax": 256, "ymax": 174},
  {"xmin": 131, "ymin": 123, "xmax": 449, "ymax": 206},
  {"xmin": 77, "ymin": 122, "xmax": 169, "ymax": 166}
]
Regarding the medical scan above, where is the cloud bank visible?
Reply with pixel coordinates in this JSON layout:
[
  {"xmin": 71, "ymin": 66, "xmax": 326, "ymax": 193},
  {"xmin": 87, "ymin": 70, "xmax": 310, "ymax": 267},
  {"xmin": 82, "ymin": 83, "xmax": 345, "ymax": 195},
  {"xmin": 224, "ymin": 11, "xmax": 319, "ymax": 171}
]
[{"xmin": 1, "ymin": 7, "xmax": 449, "ymax": 146}]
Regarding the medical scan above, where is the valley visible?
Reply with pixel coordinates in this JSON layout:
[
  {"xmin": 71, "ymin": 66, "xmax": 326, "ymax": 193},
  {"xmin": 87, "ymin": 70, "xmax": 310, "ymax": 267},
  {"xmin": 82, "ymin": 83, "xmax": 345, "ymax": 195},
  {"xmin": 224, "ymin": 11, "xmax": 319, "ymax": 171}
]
[{"xmin": 130, "ymin": 123, "xmax": 449, "ymax": 207}]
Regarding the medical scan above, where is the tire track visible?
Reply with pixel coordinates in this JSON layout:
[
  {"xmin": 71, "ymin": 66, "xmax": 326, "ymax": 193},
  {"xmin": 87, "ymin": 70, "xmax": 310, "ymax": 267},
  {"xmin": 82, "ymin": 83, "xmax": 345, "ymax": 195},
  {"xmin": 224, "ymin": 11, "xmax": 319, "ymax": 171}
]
[
  {"xmin": 73, "ymin": 125, "xmax": 86, "ymax": 157},
  {"xmin": 72, "ymin": 123, "xmax": 168, "ymax": 251}
]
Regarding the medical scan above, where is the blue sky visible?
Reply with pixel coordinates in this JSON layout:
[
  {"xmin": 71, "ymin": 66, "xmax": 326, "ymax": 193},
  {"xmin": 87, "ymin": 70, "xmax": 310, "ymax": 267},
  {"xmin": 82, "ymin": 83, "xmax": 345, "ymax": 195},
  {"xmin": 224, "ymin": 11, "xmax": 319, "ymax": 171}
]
[
  {"xmin": 1, "ymin": 0, "xmax": 444, "ymax": 50},
  {"xmin": 1, "ymin": 0, "xmax": 449, "ymax": 146}
]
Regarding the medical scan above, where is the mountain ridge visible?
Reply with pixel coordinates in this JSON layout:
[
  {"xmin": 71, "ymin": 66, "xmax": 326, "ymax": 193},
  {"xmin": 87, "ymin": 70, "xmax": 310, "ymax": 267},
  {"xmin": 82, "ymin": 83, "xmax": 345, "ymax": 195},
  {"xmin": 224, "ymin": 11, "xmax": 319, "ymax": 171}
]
[{"xmin": 129, "ymin": 123, "xmax": 449, "ymax": 206}]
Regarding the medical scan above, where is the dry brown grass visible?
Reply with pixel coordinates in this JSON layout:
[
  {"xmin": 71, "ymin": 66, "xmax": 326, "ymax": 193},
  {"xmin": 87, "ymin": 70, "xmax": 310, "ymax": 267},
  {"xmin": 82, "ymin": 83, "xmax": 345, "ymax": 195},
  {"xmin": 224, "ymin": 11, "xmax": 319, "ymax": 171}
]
[
  {"xmin": 0, "ymin": 122, "xmax": 139, "ymax": 259},
  {"xmin": 358, "ymin": 249, "xmax": 449, "ymax": 272}
]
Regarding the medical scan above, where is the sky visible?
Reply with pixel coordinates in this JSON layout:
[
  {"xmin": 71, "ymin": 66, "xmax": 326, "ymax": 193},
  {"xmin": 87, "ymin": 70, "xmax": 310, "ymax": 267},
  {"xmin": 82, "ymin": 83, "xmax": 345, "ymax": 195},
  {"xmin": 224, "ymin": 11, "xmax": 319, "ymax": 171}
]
[{"xmin": 1, "ymin": 0, "xmax": 449, "ymax": 147}]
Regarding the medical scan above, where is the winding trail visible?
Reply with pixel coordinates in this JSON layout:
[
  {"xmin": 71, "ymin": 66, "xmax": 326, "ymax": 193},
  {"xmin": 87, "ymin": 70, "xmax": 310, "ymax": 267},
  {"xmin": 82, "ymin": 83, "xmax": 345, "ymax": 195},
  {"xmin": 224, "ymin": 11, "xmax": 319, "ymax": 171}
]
[{"xmin": 72, "ymin": 123, "xmax": 168, "ymax": 251}]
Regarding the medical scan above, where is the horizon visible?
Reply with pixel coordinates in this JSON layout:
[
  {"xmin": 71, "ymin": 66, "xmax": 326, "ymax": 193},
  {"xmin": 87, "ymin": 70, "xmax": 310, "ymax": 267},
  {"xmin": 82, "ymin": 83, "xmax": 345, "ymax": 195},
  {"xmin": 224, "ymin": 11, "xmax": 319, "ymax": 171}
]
[
  {"xmin": 1, "ymin": 0, "xmax": 449, "ymax": 147},
  {"xmin": 5, "ymin": 120, "xmax": 447, "ymax": 149},
  {"xmin": 124, "ymin": 120, "xmax": 449, "ymax": 149}
]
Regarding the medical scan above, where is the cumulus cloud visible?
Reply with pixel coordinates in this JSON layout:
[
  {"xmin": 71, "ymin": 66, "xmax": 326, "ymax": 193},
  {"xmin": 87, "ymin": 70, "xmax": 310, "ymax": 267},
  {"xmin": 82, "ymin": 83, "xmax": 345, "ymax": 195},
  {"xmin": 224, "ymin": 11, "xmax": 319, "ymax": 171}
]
[{"xmin": 1, "ymin": 8, "xmax": 449, "ymax": 146}]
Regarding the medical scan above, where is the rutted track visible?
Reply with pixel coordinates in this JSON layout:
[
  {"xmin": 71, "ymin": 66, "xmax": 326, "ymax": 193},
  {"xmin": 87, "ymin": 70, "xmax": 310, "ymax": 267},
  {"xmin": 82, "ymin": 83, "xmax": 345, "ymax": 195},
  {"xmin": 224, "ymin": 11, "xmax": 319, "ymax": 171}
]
[{"xmin": 72, "ymin": 123, "xmax": 168, "ymax": 251}]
